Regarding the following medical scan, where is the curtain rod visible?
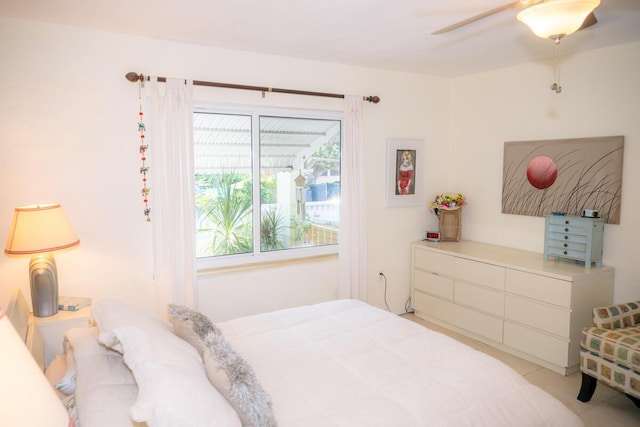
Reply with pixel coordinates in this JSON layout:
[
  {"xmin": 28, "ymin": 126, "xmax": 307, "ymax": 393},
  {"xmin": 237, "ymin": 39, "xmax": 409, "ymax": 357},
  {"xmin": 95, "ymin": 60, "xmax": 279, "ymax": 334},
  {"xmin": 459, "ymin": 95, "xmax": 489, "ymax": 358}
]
[{"xmin": 125, "ymin": 72, "xmax": 380, "ymax": 104}]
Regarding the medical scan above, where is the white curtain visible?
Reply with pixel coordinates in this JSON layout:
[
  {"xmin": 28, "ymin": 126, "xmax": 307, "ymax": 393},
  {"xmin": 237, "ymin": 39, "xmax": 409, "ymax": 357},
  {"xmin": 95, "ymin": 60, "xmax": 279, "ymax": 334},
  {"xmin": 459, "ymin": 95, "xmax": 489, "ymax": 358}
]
[
  {"xmin": 339, "ymin": 95, "xmax": 367, "ymax": 300},
  {"xmin": 148, "ymin": 77, "xmax": 197, "ymax": 313}
]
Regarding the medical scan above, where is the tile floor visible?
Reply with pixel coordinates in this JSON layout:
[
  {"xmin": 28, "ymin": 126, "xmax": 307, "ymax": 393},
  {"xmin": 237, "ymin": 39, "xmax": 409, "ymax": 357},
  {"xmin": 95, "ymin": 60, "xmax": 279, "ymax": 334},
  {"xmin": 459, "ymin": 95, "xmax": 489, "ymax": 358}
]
[{"xmin": 402, "ymin": 313, "xmax": 640, "ymax": 426}]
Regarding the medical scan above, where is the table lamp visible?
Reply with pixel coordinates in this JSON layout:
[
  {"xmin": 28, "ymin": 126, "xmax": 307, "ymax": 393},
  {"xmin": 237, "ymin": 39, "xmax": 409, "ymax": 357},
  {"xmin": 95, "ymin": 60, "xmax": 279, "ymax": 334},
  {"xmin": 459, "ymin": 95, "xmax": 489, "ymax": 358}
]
[
  {"xmin": 4, "ymin": 204, "xmax": 80, "ymax": 317},
  {"xmin": 0, "ymin": 307, "xmax": 73, "ymax": 426}
]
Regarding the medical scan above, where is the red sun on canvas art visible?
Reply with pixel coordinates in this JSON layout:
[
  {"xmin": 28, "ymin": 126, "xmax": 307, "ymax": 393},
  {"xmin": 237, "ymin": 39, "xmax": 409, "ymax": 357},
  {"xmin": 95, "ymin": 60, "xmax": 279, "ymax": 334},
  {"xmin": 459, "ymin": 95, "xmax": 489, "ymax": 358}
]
[{"xmin": 526, "ymin": 155, "xmax": 557, "ymax": 189}]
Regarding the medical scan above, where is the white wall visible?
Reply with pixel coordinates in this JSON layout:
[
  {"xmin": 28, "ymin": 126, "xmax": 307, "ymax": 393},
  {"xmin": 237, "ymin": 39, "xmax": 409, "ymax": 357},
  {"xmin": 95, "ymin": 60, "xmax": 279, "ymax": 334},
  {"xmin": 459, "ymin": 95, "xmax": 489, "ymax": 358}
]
[
  {"xmin": 449, "ymin": 41, "xmax": 640, "ymax": 303},
  {"xmin": 198, "ymin": 257, "xmax": 339, "ymax": 322},
  {"xmin": 0, "ymin": 17, "xmax": 449, "ymax": 318}
]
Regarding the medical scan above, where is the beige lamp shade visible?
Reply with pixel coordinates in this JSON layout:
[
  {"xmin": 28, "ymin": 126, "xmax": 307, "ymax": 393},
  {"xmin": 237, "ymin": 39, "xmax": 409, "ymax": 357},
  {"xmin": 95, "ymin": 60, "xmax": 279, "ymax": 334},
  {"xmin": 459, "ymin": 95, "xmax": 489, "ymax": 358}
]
[
  {"xmin": 0, "ymin": 308, "xmax": 73, "ymax": 426},
  {"xmin": 5, "ymin": 204, "xmax": 80, "ymax": 255},
  {"xmin": 517, "ymin": 0, "xmax": 600, "ymax": 39},
  {"xmin": 5, "ymin": 204, "xmax": 80, "ymax": 317}
]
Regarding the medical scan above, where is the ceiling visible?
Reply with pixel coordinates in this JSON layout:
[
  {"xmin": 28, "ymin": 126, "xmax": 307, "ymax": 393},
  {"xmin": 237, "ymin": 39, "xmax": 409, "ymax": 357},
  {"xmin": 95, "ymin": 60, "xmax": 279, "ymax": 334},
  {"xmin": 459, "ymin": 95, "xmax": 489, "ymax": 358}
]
[{"xmin": 1, "ymin": 0, "xmax": 639, "ymax": 77}]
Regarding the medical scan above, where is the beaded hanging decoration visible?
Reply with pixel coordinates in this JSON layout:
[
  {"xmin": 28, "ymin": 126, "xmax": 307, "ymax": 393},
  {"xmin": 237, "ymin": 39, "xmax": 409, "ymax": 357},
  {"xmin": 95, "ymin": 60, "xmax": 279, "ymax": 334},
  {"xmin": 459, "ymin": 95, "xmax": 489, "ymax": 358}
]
[{"xmin": 138, "ymin": 79, "xmax": 151, "ymax": 221}]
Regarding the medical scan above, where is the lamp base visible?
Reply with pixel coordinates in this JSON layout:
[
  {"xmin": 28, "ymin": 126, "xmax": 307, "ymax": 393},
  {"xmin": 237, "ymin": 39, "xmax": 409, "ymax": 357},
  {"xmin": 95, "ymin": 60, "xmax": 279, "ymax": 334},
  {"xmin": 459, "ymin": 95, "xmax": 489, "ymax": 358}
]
[{"xmin": 29, "ymin": 254, "xmax": 58, "ymax": 317}]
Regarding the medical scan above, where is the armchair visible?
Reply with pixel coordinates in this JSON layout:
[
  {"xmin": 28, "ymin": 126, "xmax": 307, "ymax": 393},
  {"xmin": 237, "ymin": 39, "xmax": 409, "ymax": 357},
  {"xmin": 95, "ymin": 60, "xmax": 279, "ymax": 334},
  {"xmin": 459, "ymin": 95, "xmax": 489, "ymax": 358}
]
[{"xmin": 577, "ymin": 301, "xmax": 640, "ymax": 407}]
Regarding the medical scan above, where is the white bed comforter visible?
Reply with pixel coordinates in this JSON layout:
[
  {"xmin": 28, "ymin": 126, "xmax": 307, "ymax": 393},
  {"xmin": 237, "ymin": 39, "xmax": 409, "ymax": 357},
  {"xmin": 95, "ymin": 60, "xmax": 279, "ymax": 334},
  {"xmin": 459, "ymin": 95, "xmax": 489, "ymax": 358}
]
[{"xmin": 217, "ymin": 299, "xmax": 583, "ymax": 427}]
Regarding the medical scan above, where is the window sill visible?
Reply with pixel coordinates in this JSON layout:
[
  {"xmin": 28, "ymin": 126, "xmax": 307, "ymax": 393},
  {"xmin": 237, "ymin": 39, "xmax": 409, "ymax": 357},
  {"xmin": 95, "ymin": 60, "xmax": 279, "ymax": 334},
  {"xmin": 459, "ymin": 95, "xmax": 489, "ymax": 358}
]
[{"xmin": 197, "ymin": 253, "xmax": 338, "ymax": 276}]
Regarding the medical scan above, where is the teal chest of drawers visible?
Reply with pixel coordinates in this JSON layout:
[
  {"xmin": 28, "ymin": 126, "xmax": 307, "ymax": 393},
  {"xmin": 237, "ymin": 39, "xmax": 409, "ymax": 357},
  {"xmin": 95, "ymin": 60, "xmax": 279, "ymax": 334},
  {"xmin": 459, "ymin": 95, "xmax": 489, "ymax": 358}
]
[{"xmin": 544, "ymin": 215, "xmax": 604, "ymax": 268}]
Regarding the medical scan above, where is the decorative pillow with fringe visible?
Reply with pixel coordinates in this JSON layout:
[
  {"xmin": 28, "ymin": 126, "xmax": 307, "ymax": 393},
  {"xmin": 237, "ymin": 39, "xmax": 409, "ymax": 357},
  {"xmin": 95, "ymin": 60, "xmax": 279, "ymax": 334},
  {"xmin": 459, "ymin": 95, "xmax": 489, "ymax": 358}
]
[
  {"xmin": 202, "ymin": 331, "xmax": 277, "ymax": 427},
  {"xmin": 167, "ymin": 304, "xmax": 221, "ymax": 357}
]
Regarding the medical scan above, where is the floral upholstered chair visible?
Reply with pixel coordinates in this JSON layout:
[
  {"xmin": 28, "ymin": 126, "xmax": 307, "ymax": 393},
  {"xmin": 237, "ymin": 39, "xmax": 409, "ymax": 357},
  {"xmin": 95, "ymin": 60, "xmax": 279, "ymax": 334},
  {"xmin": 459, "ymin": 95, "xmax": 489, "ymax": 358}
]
[{"xmin": 578, "ymin": 301, "xmax": 640, "ymax": 407}]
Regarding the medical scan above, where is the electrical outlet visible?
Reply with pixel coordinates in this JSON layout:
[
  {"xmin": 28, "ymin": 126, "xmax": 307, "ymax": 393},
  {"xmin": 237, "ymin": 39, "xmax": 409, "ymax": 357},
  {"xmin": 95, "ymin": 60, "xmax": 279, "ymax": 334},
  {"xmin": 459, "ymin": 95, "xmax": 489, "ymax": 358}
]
[{"xmin": 377, "ymin": 272, "xmax": 384, "ymax": 283}]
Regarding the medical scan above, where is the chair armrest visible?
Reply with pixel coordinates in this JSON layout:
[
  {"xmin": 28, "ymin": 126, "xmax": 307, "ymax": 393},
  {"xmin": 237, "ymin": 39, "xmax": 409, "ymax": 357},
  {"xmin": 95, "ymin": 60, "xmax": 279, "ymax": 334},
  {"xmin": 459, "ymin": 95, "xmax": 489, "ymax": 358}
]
[{"xmin": 593, "ymin": 301, "xmax": 640, "ymax": 329}]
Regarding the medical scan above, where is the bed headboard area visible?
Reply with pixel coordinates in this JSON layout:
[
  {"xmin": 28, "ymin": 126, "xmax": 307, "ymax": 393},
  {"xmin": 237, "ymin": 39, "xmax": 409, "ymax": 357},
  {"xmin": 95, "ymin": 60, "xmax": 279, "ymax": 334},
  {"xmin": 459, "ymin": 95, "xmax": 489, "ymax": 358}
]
[{"xmin": 5, "ymin": 288, "xmax": 46, "ymax": 371}]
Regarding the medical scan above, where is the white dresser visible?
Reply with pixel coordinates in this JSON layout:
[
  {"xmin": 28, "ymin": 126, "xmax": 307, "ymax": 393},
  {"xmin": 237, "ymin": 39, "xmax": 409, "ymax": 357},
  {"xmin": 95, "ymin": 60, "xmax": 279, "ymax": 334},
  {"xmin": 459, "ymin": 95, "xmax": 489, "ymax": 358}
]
[{"xmin": 411, "ymin": 240, "xmax": 614, "ymax": 375}]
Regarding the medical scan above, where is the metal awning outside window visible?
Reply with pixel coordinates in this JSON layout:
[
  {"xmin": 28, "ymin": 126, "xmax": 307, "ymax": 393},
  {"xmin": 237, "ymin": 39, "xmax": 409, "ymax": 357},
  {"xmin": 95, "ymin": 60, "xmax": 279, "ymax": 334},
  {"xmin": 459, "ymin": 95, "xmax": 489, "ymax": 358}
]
[{"xmin": 194, "ymin": 113, "xmax": 341, "ymax": 174}]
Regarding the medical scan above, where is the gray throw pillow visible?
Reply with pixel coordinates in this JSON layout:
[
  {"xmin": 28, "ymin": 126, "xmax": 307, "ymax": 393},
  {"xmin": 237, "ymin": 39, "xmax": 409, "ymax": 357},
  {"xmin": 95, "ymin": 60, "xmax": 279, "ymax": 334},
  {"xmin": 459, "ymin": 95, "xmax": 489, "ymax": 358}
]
[
  {"xmin": 167, "ymin": 304, "xmax": 221, "ymax": 356},
  {"xmin": 202, "ymin": 331, "xmax": 277, "ymax": 427}
]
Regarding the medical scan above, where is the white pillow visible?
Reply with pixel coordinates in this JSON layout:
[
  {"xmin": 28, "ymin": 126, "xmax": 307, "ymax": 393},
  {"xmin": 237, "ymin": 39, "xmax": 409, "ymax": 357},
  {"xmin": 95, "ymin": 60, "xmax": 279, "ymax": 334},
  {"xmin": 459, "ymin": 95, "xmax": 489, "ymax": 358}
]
[
  {"xmin": 92, "ymin": 299, "xmax": 171, "ymax": 353},
  {"xmin": 45, "ymin": 354, "xmax": 67, "ymax": 385},
  {"xmin": 94, "ymin": 299, "xmax": 241, "ymax": 427},
  {"xmin": 113, "ymin": 326, "xmax": 241, "ymax": 427},
  {"xmin": 55, "ymin": 344, "xmax": 77, "ymax": 395},
  {"xmin": 64, "ymin": 327, "xmax": 139, "ymax": 427},
  {"xmin": 44, "ymin": 354, "xmax": 68, "ymax": 399}
]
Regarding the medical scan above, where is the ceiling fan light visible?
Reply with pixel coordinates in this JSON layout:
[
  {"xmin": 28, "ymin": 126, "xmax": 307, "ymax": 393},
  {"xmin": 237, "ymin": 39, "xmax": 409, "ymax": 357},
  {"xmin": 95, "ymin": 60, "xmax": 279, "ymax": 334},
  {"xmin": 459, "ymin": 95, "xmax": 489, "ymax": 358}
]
[{"xmin": 517, "ymin": 0, "xmax": 600, "ymax": 39}]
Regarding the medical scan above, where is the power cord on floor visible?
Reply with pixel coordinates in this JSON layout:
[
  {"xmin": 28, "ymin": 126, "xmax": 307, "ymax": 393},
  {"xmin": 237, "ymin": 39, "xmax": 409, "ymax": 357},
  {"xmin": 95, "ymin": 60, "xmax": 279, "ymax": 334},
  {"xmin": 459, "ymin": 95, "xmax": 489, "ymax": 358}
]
[{"xmin": 404, "ymin": 296, "xmax": 414, "ymax": 314}]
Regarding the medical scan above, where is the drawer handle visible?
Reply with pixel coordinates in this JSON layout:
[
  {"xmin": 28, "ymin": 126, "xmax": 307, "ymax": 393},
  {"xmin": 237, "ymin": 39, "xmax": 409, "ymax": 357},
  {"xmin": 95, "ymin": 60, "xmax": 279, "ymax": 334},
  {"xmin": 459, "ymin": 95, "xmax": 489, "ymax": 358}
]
[
  {"xmin": 563, "ymin": 243, "xmax": 568, "ymax": 247},
  {"xmin": 565, "ymin": 220, "xmax": 569, "ymax": 225},
  {"xmin": 564, "ymin": 235, "xmax": 569, "ymax": 240},
  {"xmin": 563, "ymin": 251, "xmax": 568, "ymax": 255},
  {"xmin": 564, "ymin": 228, "xmax": 569, "ymax": 232}
]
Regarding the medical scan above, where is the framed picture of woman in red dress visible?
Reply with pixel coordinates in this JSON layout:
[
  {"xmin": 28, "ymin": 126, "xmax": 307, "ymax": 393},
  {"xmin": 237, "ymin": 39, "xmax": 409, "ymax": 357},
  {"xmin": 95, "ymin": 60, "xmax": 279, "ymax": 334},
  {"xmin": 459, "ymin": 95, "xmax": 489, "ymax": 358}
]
[{"xmin": 385, "ymin": 138, "xmax": 424, "ymax": 207}]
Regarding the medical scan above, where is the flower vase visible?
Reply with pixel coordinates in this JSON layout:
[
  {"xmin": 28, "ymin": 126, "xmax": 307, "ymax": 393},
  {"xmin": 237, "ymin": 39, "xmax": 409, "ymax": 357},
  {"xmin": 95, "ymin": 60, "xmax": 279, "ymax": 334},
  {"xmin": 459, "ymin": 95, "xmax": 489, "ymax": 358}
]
[{"xmin": 438, "ymin": 206, "xmax": 462, "ymax": 242}]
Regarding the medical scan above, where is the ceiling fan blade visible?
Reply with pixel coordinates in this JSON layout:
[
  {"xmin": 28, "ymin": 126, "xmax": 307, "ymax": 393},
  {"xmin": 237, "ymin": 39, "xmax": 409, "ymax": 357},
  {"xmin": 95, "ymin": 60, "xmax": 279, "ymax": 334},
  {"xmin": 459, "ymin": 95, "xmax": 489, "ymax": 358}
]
[
  {"xmin": 431, "ymin": 0, "xmax": 541, "ymax": 35},
  {"xmin": 578, "ymin": 12, "xmax": 597, "ymax": 31}
]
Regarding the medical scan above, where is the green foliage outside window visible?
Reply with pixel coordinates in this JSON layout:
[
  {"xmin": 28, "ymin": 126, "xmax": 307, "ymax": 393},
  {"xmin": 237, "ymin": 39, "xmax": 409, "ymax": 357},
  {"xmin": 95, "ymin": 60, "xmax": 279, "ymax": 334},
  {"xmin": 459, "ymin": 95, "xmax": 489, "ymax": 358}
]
[{"xmin": 195, "ymin": 172, "xmax": 252, "ymax": 256}]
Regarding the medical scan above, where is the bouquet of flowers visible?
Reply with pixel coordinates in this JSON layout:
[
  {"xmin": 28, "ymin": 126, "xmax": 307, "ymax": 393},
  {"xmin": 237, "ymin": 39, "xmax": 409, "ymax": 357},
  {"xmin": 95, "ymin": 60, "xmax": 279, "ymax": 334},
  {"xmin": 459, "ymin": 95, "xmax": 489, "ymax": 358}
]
[{"xmin": 429, "ymin": 192, "xmax": 467, "ymax": 215}]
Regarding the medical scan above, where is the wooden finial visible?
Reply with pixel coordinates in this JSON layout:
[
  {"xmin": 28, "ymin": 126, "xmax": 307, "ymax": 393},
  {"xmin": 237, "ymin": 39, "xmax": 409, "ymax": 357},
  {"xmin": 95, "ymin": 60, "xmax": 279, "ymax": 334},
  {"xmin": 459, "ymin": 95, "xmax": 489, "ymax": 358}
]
[{"xmin": 125, "ymin": 72, "xmax": 144, "ymax": 83}]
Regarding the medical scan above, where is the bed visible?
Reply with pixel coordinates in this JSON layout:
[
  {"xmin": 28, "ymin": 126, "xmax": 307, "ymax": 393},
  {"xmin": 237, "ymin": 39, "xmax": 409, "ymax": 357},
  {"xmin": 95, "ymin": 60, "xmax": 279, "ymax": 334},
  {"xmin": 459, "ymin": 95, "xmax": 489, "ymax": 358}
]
[{"xmin": 9, "ymin": 289, "xmax": 583, "ymax": 427}]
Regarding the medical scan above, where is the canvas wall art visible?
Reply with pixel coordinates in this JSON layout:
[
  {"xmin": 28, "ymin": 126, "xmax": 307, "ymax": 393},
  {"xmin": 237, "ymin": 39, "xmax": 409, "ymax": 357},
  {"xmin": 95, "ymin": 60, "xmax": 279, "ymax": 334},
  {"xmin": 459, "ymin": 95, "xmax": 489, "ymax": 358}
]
[{"xmin": 502, "ymin": 136, "xmax": 624, "ymax": 224}]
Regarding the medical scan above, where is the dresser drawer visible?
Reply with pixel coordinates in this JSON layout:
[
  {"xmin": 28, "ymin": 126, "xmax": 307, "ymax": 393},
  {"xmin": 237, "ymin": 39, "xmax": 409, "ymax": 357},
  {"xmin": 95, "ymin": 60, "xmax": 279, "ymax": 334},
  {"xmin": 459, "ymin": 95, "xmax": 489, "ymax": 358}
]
[
  {"xmin": 453, "ymin": 304, "xmax": 503, "ymax": 343},
  {"xmin": 506, "ymin": 269, "xmax": 571, "ymax": 307},
  {"xmin": 504, "ymin": 322, "xmax": 570, "ymax": 367},
  {"xmin": 455, "ymin": 281, "xmax": 504, "ymax": 316},
  {"xmin": 413, "ymin": 292, "xmax": 454, "ymax": 324},
  {"xmin": 414, "ymin": 249, "xmax": 454, "ymax": 275},
  {"xmin": 545, "ymin": 246, "xmax": 587, "ymax": 260},
  {"xmin": 547, "ymin": 216, "xmax": 590, "ymax": 227},
  {"xmin": 454, "ymin": 258, "xmax": 505, "ymax": 291},
  {"xmin": 505, "ymin": 295, "xmax": 570, "ymax": 337},
  {"xmin": 547, "ymin": 231, "xmax": 588, "ymax": 244},
  {"xmin": 414, "ymin": 270, "xmax": 453, "ymax": 300},
  {"xmin": 546, "ymin": 239, "xmax": 586, "ymax": 252},
  {"xmin": 547, "ymin": 223, "xmax": 588, "ymax": 237}
]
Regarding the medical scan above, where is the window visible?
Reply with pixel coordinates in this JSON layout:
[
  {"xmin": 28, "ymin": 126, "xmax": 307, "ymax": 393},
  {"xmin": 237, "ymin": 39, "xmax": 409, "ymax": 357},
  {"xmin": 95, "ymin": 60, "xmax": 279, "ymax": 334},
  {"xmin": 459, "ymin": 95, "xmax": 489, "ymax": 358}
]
[{"xmin": 194, "ymin": 108, "xmax": 341, "ymax": 265}]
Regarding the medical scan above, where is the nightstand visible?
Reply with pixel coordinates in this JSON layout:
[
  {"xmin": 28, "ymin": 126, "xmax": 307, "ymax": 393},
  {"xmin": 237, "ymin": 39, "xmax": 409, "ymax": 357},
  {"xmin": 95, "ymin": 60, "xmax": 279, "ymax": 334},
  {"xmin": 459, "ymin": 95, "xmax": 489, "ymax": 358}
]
[{"xmin": 33, "ymin": 306, "xmax": 92, "ymax": 366}]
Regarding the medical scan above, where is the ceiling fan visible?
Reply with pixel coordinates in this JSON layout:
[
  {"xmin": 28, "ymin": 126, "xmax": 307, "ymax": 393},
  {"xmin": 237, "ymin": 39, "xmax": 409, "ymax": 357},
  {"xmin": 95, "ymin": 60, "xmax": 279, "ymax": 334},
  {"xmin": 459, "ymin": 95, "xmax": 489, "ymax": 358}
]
[
  {"xmin": 431, "ymin": 0, "xmax": 599, "ymax": 38},
  {"xmin": 432, "ymin": 0, "xmax": 601, "ymax": 93}
]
